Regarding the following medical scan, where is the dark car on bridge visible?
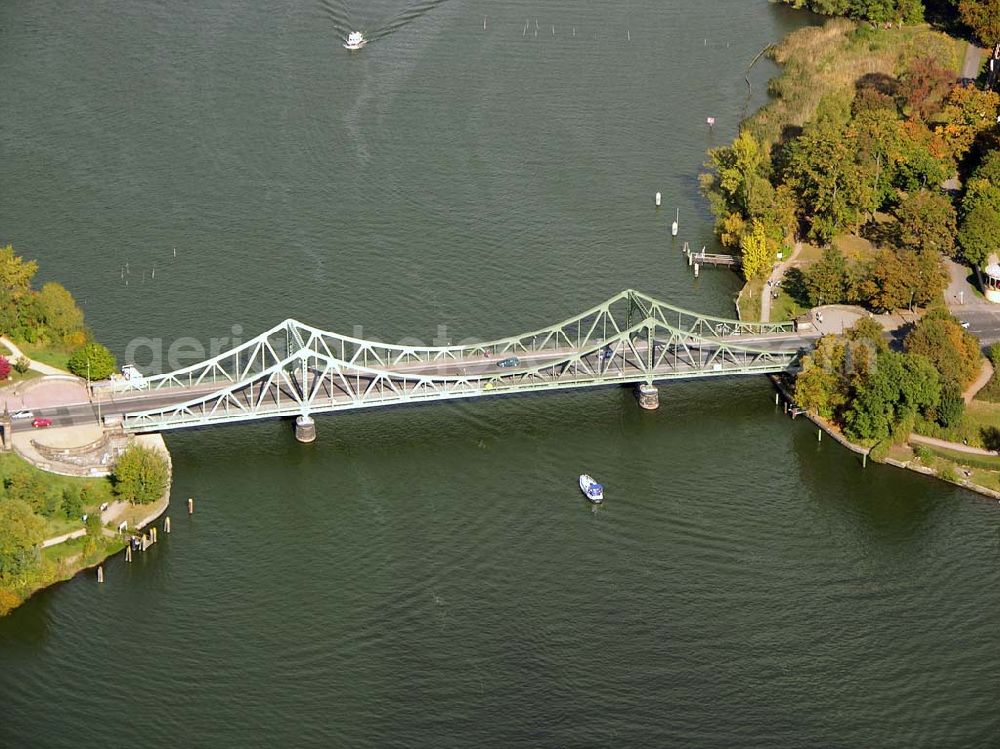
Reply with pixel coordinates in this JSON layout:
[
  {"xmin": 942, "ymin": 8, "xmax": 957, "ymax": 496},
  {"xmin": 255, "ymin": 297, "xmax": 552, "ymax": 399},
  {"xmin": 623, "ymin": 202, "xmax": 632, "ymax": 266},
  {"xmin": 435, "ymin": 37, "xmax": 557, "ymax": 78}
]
[{"xmin": 496, "ymin": 357, "xmax": 520, "ymax": 368}]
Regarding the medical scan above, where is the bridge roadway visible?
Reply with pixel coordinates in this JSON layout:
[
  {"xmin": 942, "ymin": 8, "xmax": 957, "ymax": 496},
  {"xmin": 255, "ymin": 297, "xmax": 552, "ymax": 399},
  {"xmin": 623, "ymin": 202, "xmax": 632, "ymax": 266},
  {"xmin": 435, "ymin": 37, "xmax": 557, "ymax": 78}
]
[{"xmin": 11, "ymin": 329, "xmax": 818, "ymax": 434}]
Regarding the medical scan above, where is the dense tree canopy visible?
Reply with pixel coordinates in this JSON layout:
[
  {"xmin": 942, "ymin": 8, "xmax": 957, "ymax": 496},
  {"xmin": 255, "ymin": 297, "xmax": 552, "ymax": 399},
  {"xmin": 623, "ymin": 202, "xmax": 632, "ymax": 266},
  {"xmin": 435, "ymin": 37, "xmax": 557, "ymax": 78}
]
[
  {"xmin": 893, "ymin": 189, "xmax": 957, "ymax": 257},
  {"xmin": 959, "ymin": 0, "xmax": 1000, "ymax": 47},
  {"xmin": 778, "ymin": 0, "xmax": 924, "ymax": 23},
  {"xmin": 0, "ymin": 500, "xmax": 45, "ymax": 585}
]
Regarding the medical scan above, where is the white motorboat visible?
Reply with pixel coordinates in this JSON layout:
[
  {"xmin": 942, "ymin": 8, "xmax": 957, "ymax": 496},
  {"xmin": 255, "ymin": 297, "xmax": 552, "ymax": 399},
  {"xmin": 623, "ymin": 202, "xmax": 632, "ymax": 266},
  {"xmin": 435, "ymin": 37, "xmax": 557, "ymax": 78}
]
[
  {"xmin": 344, "ymin": 31, "xmax": 367, "ymax": 50},
  {"xmin": 579, "ymin": 474, "xmax": 604, "ymax": 504}
]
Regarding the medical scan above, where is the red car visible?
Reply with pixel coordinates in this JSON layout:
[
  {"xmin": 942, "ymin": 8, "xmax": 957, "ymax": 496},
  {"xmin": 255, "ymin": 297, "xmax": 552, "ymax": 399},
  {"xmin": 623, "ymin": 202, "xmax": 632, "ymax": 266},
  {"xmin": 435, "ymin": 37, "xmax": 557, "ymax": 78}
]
[{"xmin": 31, "ymin": 417, "xmax": 53, "ymax": 428}]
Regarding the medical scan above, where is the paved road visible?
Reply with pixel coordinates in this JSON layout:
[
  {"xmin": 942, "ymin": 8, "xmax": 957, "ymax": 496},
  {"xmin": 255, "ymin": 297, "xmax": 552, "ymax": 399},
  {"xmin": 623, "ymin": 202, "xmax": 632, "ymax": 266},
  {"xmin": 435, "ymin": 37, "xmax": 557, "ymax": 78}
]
[{"xmin": 961, "ymin": 42, "xmax": 982, "ymax": 81}]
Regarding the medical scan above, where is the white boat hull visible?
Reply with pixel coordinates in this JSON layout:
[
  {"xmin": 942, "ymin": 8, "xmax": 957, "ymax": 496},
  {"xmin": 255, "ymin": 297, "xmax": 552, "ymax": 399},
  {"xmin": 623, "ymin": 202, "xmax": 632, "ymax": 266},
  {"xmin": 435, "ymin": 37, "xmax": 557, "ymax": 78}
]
[{"xmin": 579, "ymin": 474, "xmax": 604, "ymax": 503}]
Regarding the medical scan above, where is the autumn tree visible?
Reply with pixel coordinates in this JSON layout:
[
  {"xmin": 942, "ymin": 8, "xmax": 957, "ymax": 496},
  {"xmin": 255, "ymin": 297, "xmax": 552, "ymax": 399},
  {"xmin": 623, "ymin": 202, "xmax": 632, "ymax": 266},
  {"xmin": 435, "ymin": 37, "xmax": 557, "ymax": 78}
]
[
  {"xmin": 959, "ymin": 0, "xmax": 1000, "ymax": 49},
  {"xmin": 904, "ymin": 307, "xmax": 982, "ymax": 387},
  {"xmin": 783, "ymin": 120, "xmax": 874, "ymax": 241},
  {"xmin": 935, "ymin": 85, "xmax": 1000, "ymax": 162},
  {"xmin": 36, "ymin": 282, "xmax": 85, "ymax": 342},
  {"xmin": 893, "ymin": 189, "xmax": 958, "ymax": 256},
  {"xmin": 0, "ymin": 500, "xmax": 45, "ymax": 586},
  {"xmin": 0, "ymin": 245, "xmax": 38, "ymax": 336},
  {"xmin": 112, "ymin": 445, "xmax": 170, "ymax": 505},
  {"xmin": 898, "ymin": 56, "xmax": 956, "ymax": 121},
  {"xmin": 739, "ymin": 220, "xmax": 774, "ymax": 281}
]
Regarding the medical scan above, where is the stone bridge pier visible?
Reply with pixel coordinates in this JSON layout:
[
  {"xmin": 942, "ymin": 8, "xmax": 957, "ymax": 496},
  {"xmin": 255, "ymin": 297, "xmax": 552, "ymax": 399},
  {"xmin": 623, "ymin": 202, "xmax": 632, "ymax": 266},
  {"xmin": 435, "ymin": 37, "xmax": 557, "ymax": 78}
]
[{"xmin": 637, "ymin": 383, "xmax": 659, "ymax": 410}]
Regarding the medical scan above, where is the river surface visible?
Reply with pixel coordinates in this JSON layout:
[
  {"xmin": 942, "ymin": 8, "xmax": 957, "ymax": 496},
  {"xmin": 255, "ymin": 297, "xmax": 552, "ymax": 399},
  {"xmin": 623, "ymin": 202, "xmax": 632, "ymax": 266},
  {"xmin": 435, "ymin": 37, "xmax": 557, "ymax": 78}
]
[{"xmin": 1, "ymin": 1, "xmax": 999, "ymax": 746}]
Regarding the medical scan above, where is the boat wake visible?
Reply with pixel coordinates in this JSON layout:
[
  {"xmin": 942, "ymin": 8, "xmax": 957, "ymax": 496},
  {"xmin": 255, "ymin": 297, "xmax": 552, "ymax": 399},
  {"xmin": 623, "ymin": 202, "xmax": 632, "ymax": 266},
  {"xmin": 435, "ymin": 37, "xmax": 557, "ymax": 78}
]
[
  {"xmin": 317, "ymin": 0, "xmax": 355, "ymax": 39},
  {"xmin": 361, "ymin": 0, "xmax": 452, "ymax": 43}
]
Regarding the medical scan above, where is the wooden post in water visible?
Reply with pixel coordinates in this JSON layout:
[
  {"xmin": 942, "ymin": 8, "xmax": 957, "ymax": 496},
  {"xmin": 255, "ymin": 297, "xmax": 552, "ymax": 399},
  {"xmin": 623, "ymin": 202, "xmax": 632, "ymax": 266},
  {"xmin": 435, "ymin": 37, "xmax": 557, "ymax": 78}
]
[
  {"xmin": 188, "ymin": 498, "xmax": 194, "ymax": 515},
  {"xmin": 126, "ymin": 544, "xmax": 132, "ymax": 563},
  {"xmin": 863, "ymin": 452, "xmax": 868, "ymax": 469},
  {"xmin": 97, "ymin": 566, "xmax": 104, "ymax": 583},
  {"xmin": 775, "ymin": 392, "xmax": 779, "ymax": 405},
  {"xmin": 164, "ymin": 516, "xmax": 171, "ymax": 534},
  {"xmin": 818, "ymin": 428, "xmax": 822, "ymax": 442}
]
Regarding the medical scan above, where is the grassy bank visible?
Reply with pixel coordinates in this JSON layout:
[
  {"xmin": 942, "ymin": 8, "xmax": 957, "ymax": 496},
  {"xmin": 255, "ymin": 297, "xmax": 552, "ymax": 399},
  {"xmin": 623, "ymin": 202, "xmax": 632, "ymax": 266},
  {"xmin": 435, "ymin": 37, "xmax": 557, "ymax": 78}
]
[{"xmin": 747, "ymin": 20, "xmax": 966, "ymax": 147}]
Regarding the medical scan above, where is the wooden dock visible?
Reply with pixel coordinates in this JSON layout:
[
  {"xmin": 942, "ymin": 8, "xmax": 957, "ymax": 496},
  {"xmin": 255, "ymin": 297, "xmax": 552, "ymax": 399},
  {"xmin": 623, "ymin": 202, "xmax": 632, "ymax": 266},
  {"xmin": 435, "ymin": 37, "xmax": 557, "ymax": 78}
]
[{"xmin": 683, "ymin": 242, "xmax": 739, "ymax": 275}]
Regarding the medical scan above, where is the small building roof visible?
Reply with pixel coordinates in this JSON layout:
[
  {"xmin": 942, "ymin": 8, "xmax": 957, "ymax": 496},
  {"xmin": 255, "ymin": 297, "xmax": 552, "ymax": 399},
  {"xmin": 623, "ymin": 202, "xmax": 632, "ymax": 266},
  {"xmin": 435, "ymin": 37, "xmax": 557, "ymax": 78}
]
[{"xmin": 985, "ymin": 263, "xmax": 1000, "ymax": 279}]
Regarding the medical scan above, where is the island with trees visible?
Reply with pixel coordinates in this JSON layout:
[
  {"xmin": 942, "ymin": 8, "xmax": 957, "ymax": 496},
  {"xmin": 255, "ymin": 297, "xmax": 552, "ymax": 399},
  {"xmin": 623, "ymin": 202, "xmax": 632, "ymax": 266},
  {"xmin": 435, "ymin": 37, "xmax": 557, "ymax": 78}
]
[
  {"xmin": 703, "ymin": 1, "xmax": 1000, "ymax": 492},
  {"xmin": 0, "ymin": 245, "xmax": 172, "ymax": 616}
]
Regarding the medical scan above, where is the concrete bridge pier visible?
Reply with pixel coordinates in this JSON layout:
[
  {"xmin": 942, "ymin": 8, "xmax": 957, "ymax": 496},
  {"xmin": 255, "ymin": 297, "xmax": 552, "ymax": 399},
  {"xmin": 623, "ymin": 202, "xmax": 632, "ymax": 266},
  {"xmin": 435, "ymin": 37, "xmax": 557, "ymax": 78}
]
[
  {"xmin": 636, "ymin": 383, "xmax": 659, "ymax": 410},
  {"xmin": 295, "ymin": 414, "xmax": 317, "ymax": 443}
]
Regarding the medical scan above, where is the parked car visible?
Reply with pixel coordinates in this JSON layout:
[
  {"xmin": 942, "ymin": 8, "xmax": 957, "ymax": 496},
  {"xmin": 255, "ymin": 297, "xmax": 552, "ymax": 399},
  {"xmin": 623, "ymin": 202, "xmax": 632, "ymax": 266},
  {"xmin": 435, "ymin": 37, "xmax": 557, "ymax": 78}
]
[
  {"xmin": 31, "ymin": 417, "xmax": 53, "ymax": 428},
  {"xmin": 11, "ymin": 410, "xmax": 33, "ymax": 419},
  {"xmin": 496, "ymin": 356, "xmax": 520, "ymax": 368}
]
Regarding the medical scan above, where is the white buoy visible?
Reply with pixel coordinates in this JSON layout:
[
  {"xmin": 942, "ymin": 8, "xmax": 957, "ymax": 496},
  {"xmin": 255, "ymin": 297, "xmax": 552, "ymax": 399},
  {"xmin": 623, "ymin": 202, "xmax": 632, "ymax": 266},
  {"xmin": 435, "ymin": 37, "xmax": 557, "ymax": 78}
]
[
  {"xmin": 671, "ymin": 208, "xmax": 679, "ymax": 237},
  {"xmin": 655, "ymin": 192, "xmax": 661, "ymax": 207}
]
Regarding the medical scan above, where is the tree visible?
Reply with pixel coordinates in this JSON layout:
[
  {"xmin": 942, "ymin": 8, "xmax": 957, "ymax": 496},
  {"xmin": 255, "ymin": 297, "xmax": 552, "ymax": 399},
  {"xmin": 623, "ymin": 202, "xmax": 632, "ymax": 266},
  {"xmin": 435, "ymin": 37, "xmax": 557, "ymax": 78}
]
[
  {"xmin": 844, "ymin": 350, "xmax": 941, "ymax": 442},
  {"xmin": 783, "ymin": 120, "xmax": 874, "ymax": 240},
  {"xmin": 0, "ymin": 245, "xmax": 38, "ymax": 335},
  {"xmin": 0, "ymin": 500, "xmax": 45, "ymax": 584},
  {"xmin": 898, "ymin": 57, "xmax": 956, "ymax": 121},
  {"xmin": 935, "ymin": 85, "xmax": 1000, "ymax": 161},
  {"xmin": 959, "ymin": 0, "xmax": 1000, "ymax": 48},
  {"xmin": 61, "ymin": 488, "xmax": 83, "ymax": 521},
  {"xmin": 894, "ymin": 189, "xmax": 958, "ymax": 257},
  {"xmin": 67, "ymin": 342, "xmax": 116, "ymax": 381},
  {"xmin": 0, "ymin": 356, "xmax": 9, "ymax": 381},
  {"xmin": 935, "ymin": 380, "xmax": 966, "ymax": 427},
  {"xmin": 112, "ymin": 445, "xmax": 170, "ymax": 505},
  {"xmin": 739, "ymin": 220, "xmax": 774, "ymax": 281},
  {"xmin": 846, "ymin": 316, "xmax": 889, "ymax": 353},
  {"xmin": 795, "ymin": 336, "xmax": 850, "ymax": 419},
  {"xmin": 958, "ymin": 202, "xmax": 1000, "ymax": 267},
  {"xmin": 904, "ymin": 308, "xmax": 982, "ymax": 387},
  {"xmin": 36, "ymin": 282, "xmax": 84, "ymax": 341},
  {"xmin": 805, "ymin": 246, "xmax": 850, "ymax": 305}
]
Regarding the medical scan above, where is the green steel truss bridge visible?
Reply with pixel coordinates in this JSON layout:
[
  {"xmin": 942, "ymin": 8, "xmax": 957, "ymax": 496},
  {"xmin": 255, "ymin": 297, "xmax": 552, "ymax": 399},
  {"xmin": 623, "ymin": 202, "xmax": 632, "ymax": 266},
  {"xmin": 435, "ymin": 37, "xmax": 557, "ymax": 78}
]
[{"xmin": 119, "ymin": 289, "xmax": 812, "ymax": 435}]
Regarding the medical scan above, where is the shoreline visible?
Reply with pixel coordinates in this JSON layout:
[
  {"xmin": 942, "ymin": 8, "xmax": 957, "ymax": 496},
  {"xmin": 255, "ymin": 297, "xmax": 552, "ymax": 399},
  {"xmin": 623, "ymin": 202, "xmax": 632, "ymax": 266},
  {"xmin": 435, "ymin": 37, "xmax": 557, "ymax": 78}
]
[
  {"xmin": 1, "ymin": 344, "xmax": 175, "ymax": 616},
  {"xmin": 770, "ymin": 375, "xmax": 1000, "ymax": 502}
]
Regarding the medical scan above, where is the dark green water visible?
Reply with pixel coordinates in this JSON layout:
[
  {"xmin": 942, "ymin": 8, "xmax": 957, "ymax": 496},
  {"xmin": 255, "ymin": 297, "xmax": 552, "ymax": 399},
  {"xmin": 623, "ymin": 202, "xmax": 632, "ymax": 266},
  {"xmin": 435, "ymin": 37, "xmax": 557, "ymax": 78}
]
[{"xmin": 1, "ymin": 1, "xmax": 998, "ymax": 746}]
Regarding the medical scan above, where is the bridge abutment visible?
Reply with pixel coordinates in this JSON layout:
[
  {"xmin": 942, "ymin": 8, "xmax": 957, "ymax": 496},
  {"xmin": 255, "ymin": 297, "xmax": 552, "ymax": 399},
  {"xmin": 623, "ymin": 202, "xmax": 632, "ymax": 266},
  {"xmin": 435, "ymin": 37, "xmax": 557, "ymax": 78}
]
[
  {"xmin": 294, "ymin": 414, "xmax": 317, "ymax": 443},
  {"xmin": 636, "ymin": 383, "xmax": 659, "ymax": 410}
]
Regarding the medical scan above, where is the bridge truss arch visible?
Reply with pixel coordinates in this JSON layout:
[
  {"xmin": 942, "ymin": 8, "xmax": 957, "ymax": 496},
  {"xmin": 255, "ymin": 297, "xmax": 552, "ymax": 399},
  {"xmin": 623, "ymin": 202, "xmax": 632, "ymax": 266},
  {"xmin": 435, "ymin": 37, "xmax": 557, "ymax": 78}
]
[{"xmin": 121, "ymin": 290, "xmax": 807, "ymax": 432}]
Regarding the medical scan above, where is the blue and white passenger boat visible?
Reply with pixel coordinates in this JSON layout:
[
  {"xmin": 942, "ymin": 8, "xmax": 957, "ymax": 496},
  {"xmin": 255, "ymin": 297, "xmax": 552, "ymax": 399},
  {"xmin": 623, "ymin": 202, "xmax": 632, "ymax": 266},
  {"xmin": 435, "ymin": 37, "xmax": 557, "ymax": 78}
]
[{"xmin": 579, "ymin": 474, "xmax": 604, "ymax": 504}]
